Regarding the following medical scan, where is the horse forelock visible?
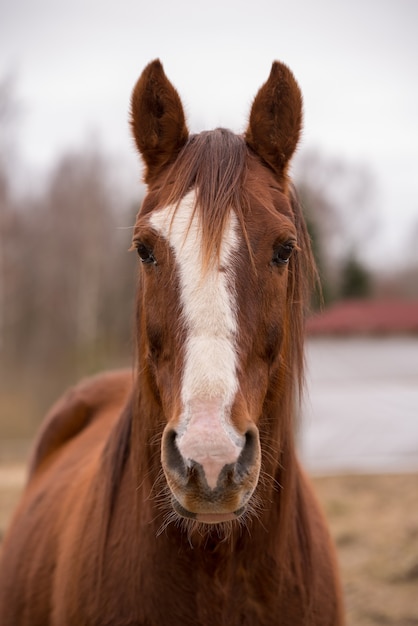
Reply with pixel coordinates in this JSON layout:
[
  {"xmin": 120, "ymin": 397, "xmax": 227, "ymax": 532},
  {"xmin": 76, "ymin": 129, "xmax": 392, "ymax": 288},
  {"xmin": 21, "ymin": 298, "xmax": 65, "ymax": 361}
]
[{"xmin": 138, "ymin": 128, "xmax": 250, "ymax": 271}]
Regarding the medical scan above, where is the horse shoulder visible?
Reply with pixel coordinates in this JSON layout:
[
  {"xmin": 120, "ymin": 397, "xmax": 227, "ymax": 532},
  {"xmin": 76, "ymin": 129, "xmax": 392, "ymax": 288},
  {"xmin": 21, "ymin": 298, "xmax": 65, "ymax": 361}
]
[{"xmin": 28, "ymin": 369, "xmax": 133, "ymax": 477}]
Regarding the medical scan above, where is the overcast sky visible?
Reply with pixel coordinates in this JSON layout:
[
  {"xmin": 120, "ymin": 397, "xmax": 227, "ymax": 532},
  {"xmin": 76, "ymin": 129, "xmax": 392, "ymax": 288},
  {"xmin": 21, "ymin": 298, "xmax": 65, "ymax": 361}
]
[{"xmin": 2, "ymin": 0, "xmax": 417, "ymax": 264}]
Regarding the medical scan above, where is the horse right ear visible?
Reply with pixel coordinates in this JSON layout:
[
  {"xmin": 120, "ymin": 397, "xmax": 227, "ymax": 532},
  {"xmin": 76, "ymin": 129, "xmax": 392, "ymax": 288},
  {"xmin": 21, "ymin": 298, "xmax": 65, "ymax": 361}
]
[
  {"xmin": 245, "ymin": 62, "xmax": 303, "ymax": 182},
  {"xmin": 131, "ymin": 60, "xmax": 189, "ymax": 183}
]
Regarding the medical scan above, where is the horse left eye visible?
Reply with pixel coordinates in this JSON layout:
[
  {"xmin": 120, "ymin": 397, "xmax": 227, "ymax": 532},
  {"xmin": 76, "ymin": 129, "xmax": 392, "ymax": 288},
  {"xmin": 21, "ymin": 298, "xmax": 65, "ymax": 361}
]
[
  {"xmin": 272, "ymin": 242, "xmax": 295, "ymax": 266},
  {"xmin": 136, "ymin": 243, "xmax": 156, "ymax": 265}
]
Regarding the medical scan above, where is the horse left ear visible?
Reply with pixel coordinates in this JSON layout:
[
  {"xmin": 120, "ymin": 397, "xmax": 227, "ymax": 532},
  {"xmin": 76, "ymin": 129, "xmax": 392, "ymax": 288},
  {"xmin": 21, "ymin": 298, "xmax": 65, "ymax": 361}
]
[
  {"xmin": 245, "ymin": 62, "xmax": 303, "ymax": 181},
  {"xmin": 131, "ymin": 59, "xmax": 189, "ymax": 183}
]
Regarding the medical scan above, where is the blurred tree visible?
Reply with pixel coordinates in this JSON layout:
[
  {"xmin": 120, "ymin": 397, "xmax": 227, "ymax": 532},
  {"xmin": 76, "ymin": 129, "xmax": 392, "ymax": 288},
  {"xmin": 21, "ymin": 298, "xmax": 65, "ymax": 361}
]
[
  {"xmin": 0, "ymin": 73, "xmax": 20, "ymax": 361},
  {"xmin": 23, "ymin": 146, "xmax": 138, "ymax": 379},
  {"xmin": 339, "ymin": 253, "xmax": 372, "ymax": 299},
  {"xmin": 0, "ymin": 138, "xmax": 141, "ymax": 436},
  {"xmin": 375, "ymin": 218, "xmax": 418, "ymax": 298},
  {"xmin": 294, "ymin": 149, "xmax": 377, "ymax": 304}
]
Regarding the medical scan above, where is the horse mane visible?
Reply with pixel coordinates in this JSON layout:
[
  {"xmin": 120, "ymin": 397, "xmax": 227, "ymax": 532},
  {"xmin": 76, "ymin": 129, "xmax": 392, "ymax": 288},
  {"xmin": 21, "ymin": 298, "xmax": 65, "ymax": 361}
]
[
  {"xmin": 268, "ymin": 183, "xmax": 317, "ymax": 606},
  {"xmin": 101, "ymin": 400, "xmax": 133, "ymax": 522}
]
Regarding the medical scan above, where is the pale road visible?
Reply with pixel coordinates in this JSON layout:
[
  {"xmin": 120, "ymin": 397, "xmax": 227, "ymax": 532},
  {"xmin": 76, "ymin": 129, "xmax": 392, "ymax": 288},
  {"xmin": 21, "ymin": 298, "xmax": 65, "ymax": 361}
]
[{"xmin": 300, "ymin": 337, "xmax": 418, "ymax": 475}]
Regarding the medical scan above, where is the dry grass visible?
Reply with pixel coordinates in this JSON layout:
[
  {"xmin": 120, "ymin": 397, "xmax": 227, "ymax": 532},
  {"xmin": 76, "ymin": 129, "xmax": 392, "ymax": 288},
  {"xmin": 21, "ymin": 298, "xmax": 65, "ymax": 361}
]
[
  {"xmin": 314, "ymin": 474, "xmax": 418, "ymax": 626},
  {"xmin": 1, "ymin": 465, "xmax": 417, "ymax": 625}
]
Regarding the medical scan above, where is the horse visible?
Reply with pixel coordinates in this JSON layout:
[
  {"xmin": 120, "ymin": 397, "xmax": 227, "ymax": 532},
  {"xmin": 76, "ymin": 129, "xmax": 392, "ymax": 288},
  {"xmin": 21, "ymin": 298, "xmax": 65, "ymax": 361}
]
[{"xmin": 0, "ymin": 60, "xmax": 345, "ymax": 625}]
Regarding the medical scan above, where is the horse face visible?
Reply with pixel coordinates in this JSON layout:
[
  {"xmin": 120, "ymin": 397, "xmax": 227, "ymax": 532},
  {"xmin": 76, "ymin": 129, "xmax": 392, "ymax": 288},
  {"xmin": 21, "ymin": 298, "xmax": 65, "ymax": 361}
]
[
  {"xmin": 131, "ymin": 60, "xmax": 302, "ymax": 525},
  {"xmin": 133, "ymin": 174, "xmax": 298, "ymax": 524}
]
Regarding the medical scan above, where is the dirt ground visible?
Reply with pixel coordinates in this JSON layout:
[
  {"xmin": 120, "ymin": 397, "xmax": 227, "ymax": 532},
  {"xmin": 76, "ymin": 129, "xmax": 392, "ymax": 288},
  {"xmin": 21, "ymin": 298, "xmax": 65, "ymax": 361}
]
[
  {"xmin": 314, "ymin": 473, "xmax": 418, "ymax": 626},
  {"xmin": 0, "ymin": 466, "xmax": 417, "ymax": 625}
]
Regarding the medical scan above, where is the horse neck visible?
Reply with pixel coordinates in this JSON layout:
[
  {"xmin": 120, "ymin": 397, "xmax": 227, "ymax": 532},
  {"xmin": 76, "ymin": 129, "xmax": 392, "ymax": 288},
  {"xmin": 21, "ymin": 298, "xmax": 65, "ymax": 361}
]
[{"xmin": 131, "ymin": 377, "xmax": 165, "ymax": 497}]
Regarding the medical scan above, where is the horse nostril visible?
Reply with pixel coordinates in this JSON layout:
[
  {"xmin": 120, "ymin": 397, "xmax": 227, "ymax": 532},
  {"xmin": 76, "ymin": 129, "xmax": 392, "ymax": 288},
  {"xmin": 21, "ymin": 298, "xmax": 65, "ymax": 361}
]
[
  {"xmin": 236, "ymin": 429, "xmax": 259, "ymax": 478},
  {"xmin": 163, "ymin": 424, "xmax": 260, "ymax": 495},
  {"xmin": 162, "ymin": 429, "xmax": 187, "ymax": 477}
]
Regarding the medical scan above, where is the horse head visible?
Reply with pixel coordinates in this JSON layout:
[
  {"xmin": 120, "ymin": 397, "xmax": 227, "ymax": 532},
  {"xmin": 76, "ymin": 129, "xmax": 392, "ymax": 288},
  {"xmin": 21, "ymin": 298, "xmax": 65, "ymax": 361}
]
[{"xmin": 130, "ymin": 60, "xmax": 309, "ymax": 526}]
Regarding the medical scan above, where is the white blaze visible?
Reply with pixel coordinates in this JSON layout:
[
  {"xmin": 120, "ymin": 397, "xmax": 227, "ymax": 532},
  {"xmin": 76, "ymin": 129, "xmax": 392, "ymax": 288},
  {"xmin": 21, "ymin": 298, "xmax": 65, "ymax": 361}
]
[{"xmin": 150, "ymin": 191, "xmax": 242, "ymax": 474}]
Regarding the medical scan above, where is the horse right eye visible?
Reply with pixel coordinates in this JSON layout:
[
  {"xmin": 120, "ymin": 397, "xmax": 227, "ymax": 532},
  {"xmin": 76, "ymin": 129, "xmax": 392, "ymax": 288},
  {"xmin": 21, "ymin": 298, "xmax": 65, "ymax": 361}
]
[
  {"xmin": 136, "ymin": 243, "xmax": 156, "ymax": 265},
  {"xmin": 271, "ymin": 241, "xmax": 295, "ymax": 267}
]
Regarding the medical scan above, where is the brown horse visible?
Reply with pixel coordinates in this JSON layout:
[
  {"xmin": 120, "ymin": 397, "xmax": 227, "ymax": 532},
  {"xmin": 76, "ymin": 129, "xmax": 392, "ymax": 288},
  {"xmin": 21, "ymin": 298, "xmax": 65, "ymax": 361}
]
[{"xmin": 0, "ymin": 60, "xmax": 345, "ymax": 625}]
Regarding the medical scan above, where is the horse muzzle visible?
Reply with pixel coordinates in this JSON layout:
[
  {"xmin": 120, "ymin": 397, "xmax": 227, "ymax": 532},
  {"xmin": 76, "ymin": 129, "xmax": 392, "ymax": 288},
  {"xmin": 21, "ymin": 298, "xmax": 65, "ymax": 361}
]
[{"xmin": 161, "ymin": 406, "xmax": 261, "ymax": 524}]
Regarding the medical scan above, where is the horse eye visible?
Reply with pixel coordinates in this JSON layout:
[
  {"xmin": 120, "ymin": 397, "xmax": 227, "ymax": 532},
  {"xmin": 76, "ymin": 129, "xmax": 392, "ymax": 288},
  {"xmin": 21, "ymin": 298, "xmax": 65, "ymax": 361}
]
[
  {"xmin": 272, "ymin": 242, "xmax": 295, "ymax": 266},
  {"xmin": 136, "ymin": 242, "xmax": 156, "ymax": 265}
]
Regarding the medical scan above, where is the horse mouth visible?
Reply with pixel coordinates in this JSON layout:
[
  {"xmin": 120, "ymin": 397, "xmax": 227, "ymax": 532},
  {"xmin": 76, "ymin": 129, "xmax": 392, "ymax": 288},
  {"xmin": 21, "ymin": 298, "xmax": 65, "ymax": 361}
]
[{"xmin": 171, "ymin": 497, "xmax": 246, "ymax": 524}]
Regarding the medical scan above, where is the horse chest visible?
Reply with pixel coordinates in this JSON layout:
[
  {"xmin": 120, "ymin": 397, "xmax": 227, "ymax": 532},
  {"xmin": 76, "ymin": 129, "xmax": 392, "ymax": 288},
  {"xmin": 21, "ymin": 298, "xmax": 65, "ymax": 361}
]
[{"xmin": 133, "ymin": 544, "xmax": 289, "ymax": 626}]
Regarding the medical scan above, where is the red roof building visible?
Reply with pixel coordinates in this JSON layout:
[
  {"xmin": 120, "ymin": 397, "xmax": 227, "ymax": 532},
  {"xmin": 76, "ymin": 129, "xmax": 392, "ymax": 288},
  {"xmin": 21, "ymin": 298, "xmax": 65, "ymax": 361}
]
[{"xmin": 306, "ymin": 299, "xmax": 418, "ymax": 336}]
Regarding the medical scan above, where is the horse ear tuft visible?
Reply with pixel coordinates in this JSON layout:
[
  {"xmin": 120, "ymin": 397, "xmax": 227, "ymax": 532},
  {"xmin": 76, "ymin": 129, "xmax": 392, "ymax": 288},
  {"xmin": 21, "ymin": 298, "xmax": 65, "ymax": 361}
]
[
  {"xmin": 131, "ymin": 59, "xmax": 189, "ymax": 183},
  {"xmin": 245, "ymin": 61, "xmax": 303, "ymax": 181}
]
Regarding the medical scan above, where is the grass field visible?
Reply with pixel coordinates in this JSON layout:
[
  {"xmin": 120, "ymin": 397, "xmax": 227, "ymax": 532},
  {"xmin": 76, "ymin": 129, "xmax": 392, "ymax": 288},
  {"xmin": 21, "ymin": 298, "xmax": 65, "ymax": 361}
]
[{"xmin": 1, "ymin": 464, "xmax": 417, "ymax": 625}]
